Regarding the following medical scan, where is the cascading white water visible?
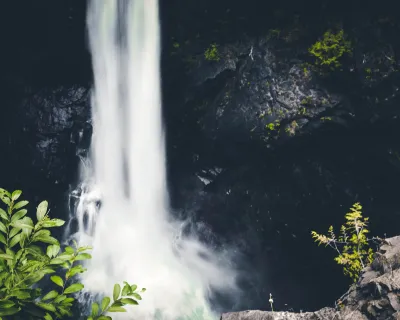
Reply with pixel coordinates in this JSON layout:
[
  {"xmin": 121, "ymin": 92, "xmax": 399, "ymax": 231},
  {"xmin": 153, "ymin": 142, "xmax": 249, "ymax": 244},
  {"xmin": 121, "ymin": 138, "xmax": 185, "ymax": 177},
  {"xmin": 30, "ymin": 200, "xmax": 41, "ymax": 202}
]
[{"xmin": 69, "ymin": 1, "xmax": 238, "ymax": 319}]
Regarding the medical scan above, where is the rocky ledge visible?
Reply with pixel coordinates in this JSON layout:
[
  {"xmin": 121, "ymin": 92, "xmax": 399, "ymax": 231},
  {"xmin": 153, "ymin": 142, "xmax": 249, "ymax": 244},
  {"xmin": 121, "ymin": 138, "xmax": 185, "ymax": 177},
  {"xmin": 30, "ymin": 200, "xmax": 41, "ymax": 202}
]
[{"xmin": 221, "ymin": 236, "xmax": 400, "ymax": 320}]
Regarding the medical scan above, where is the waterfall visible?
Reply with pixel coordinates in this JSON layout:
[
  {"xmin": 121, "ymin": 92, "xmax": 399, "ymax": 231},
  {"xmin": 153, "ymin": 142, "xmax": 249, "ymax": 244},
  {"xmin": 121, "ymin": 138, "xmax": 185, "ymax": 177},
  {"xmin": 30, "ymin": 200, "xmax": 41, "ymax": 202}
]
[{"xmin": 68, "ymin": 0, "xmax": 238, "ymax": 319}]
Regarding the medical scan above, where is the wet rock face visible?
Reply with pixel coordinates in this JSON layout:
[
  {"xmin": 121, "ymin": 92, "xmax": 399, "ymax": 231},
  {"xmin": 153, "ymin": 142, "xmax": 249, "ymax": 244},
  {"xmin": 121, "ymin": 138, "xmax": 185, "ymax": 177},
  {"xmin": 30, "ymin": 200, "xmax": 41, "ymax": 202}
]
[
  {"xmin": 184, "ymin": 38, "xmax": 345, "ymax": 148},
  {"xmin": 221, "ymin": 236, "xmax": 400, "ymax": 320},
  {"xmin": 17, "ymin": 86, "xmax": 91, "ymax": 187}
]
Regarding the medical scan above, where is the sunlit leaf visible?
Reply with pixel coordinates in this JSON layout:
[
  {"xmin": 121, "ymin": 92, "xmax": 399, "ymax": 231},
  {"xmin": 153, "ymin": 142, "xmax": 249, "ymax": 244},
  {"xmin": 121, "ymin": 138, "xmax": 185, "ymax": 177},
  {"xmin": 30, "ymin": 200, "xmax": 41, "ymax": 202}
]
[
  {"xmin": 13, "ymin": 200, "xmax": 29, "ymax": 210},
  {"xmin": 113, "ymin": 283, "xmax": 121, "ymax": 301},
  {"xmin": 67, "ymin": 265, "xmax": 86, "ymax": 278},
  {"xmin": 0, "ymin": 208, "xmax": 8, "ymax": 220},
  {"xmin": 44, "ymin": 313, "xmax": 54, "ymax": 320},
  {"xmin": 11, "ymin": 209, "xmax": 28, "ymax": 222},
  {"xmin": 41, "ymin": 219, "xmax": 65, "ymax": 228},
  {"xmin": 36, "ymin": 302, "xmax": 56, "ymax": 312},
  {"xmin": 0, "ymin": 222, "xmax": 6, "ymax": 234},
  {"xmin": 120, "ymin": 298, "xmax": 138, "ymax": 305},
  {"xmin": 91, "ymin": 302, "xmax": 99, "ymax": 316},
  {"xmin": 9, "ymin": 289, "xmax": 31, "ymax": 299},
  {"xmin": 64, "ymin": 246, "xmax": 74, "ymax": 254},
  {"xmin": 42, "ymin": 290, "xmax": 59, "ymax": 301},
  {"xmin": 49, "ymin": 258, "xmax": 65, "ymax": 265},
  {"xmin": 130, "ymin": 292, "xmax": 142, "ymax": 300},
  {"xmin": 50, "ymin": 275, "xmax": 64, "ymax": 287},
  {"xmin": 0, "ymin": 254, "xmax": 14, "ymax": 260},
  {"xmin": 36, "ymin": 201, "xmax": 48, "ymax": 222},
  {"xmin": 9, "ymin": 227, "xmax": 20, "ymax": 239},
  {"xmin": 33, "ymin": 235, "xmax": 59, "ymax": 246},
  {"xmin": 0, "ymin": 233, "xmax": 6, "ymax": 245},
  {"xmin": 9, "ymin": 234, "xmax": 22, "ymax": 248},
  {"xmin": 11, "ymin": 190, "xmax": 22, "ymax": 201},
  {"xmin": 0, "ymin": 195, "xmax": 10, "ymax": 206},
  {"xmin": 64, "ymin": 283, "xmax": 84, "ymax": 294},
  {"xmin": 101, "ymin": 296, "xmax": 110, "ymax": 312},
  {"xmin": 75, "ymin": 253, "xmax": 92, "ymax": 260},
  {"xmin": 108, "ymin": 306, "xmax": 127, "ymax": 312},
  {"xmin": 46, "ymin": 245, "xmax": 60, "ymax": 258},
  {"xmin": 11, "ymin": 217, "xmax": 34, "ymax": 230}
]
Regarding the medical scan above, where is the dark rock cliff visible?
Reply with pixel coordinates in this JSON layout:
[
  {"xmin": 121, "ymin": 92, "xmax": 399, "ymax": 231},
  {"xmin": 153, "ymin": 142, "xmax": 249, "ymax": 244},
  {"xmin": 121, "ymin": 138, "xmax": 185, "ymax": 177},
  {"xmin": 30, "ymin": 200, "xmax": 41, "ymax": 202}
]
[{"xmin": 1, "ymin": 0, "xmax": 400, "ymax": 313}]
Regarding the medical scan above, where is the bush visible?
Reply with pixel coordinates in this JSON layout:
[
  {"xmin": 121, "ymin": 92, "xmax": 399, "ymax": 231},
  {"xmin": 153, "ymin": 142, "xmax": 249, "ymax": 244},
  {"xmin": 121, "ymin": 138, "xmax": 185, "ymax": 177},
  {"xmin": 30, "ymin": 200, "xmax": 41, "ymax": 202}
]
[
  {"xmin": 204, "ymin": 43, "xmax": 220, "ymax": 61},
  {"xmin": 0, "ymin": 188, "xmax": 145, "ymax": 320},
  {"xmin": 308, "ymin": 29, "xmax": 352, "ymax": 74},
  {"xmin": 311, "ymin": 203, "xmax": 376, "ymax": 282}
]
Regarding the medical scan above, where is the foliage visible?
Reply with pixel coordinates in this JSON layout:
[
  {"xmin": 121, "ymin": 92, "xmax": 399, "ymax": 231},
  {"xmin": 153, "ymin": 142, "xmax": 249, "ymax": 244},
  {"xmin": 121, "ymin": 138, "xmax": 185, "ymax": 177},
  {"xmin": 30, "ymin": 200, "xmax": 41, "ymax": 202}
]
[
  {"xmin": 308, "ymin": 29, "xmax": 352, "ymax": 74},
  {"xmin": 0, "ymin": 188, "xmax": 145, "ymax": 320},
  {"xmin": 311, "ymin": 203, "xmax": 375, "ymax": 282},
  {"xmin": 88, "ymin": 283, "xmax": 146, "ymax": 320},
  {"xmin": 204, "ymin": 44, "xmax": 220, "ymax": 61}
]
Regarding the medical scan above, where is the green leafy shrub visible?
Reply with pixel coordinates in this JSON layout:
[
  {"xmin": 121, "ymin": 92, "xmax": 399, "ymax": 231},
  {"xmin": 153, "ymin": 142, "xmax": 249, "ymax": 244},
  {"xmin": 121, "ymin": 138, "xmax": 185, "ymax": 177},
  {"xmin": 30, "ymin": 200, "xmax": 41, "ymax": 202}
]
[
  {"xmin": 311, "ymin": 203, "xmax": 375, "ymax": 282},
  {"xmin": 308, "ymin": 29, "xmax": 352, "ymax": 74},
  {"xmin": 0, "ymin": 188, "xmax": 145, "ymax": 319},
  {"xmin": 204, "ymin": 44, "xmax": 220, "ymax": 61}
]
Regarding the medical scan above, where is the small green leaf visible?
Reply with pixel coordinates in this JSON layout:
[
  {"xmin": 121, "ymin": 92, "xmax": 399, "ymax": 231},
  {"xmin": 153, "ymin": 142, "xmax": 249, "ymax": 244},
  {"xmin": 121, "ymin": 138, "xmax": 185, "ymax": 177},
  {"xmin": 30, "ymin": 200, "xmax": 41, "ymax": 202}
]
[
  {"xmin": 11, "ymin": 217, "xmax": 34, "ymax": 230},
  {"xmin": 75, "ymin": 253, "xmax": 92, "ymax": 260},
  {"xmin": 0, "ymin": 254, "xmax": 14, "ymax": 260},
  {"xmin": 108, "ymin": 306, "xmax": 127, "ymax": 312},
  {"xmin": 11, "ymin": 190, "xmax": 22, "ymax": 201},
  {"xmin": 68, "ymin": 265, "xmax": 86, "ymax": 278},
  {"xmin": 42, "ymin": 290, "xmax": 59, "ymax": 301},
  {"xmin": 44, "ymin": 313, "xmax": 54, "ymax": 320},
  {"xmin": 50, "ymin": 275, "xmax": 64, "ymax": 287},
  {"xmin": 11, "ymin": 209, "xmax": 28, "ymax": 222},
  {"xmin": 91, "ymin": 302, "xmax": 99, "ymax": 316},
  {"xmin": 46, "ymin": 244, "xmax": 60, "ymax": 258},
  {"xmin": 36, "ymin": 302, "xmax": 56, "ymax": 312},
  {"xmin": 13, "ymin": 200, "xmax": 29, "ymax": 210},
  {"xmin": 0, "ymin": 208, "xmax": 8, "ymax": 220},
  {"xmin": 36, "ymin": 201, "xmax": 48, "ymax": 221},
  {"xmin": 9, "ymin": 289, "xmax": 31, "ymax": 299},
  {"xmin": 130, "ymin": 292, "xmax": 142, "ymax": 300},
  {"xmin": 77, "ymin": 245, "xmax": 93, "ymax": 252},
  {"xmin": 54, "ymin": 294, "xmax": 66, "ymax": 303},
  {"xmin": 64, "ymin": 283, "xmax": 84, "ymax": 294},
  {"xmin": 98, "ymin": 316, "xmax": 112, "ymax": 320},
  {"xmin": 113, "ymin": 283, "xmax": 121, "ymax": 301},
  {"xmin": 120, "ymin": 298, "xmax": 138, "ymax": 305},
  {"xmin": 62, "ymin": 297, "xmax": 74, "ymax": 304},
  {"xmin": 9, "ymin": 227, "xmax": 20, "ymax": 238},
  {"xmin": 9, "ymin": 233, "xmax": 22, "ymax": 248},
  {"xmin": 41, "ymin": 219, "xmax": 65, "ymax": 228},
  {"xmin": 0, "ymin": 222, "xmax": 6, "ymax": 234},
  {"xmin": 141, "ymin": 288, "xmax": 146, "ymax": 292},
  {"xmin": 64, "ymin": 246, "xmax": 74, "ymax": 253},
  {"xmin": 0, "ymin": 195, "xmax": 10, "ymax": 206},
  {"xmin": 101, "ymin": 296, "xmax": 111, "ymax": 312},
  {"xmin": 33, "ymin": 235, "xmax": 59, "ymax": 245},
  {"xmin": 0, "ymin": 233, "xmax": 6, "ymax": 245},
  {"xmin": 122, "ymin": 283, "xmax": 130, "ymax": 296},
  {"xmin": 130, "ymin": 284, "xmax": 138, "ymax": 292}
]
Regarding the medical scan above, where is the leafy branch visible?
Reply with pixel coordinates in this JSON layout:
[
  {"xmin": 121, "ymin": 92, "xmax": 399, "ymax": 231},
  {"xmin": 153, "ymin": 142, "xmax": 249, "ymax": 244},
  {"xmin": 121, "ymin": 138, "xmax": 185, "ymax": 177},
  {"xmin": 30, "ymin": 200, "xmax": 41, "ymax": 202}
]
[
  {"xmin": 0, "ymin": 188, "xmax": 145, "ymax": 320},
  {"xmin": 311, "ymin": 202, "xmax": 378, "ymax": 282}
]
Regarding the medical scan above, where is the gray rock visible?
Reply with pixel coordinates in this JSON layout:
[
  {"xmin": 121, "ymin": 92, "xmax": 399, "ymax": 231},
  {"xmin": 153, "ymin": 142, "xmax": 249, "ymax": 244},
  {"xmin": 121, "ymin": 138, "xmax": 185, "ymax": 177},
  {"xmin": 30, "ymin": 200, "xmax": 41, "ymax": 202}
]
[
  {"xmin": 19, "ymin": 85, "xmax": 91, "ymax": 185},
  {"xmin": 185, "ymin": 38, "xmax": 348, "ymax": 146}
]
